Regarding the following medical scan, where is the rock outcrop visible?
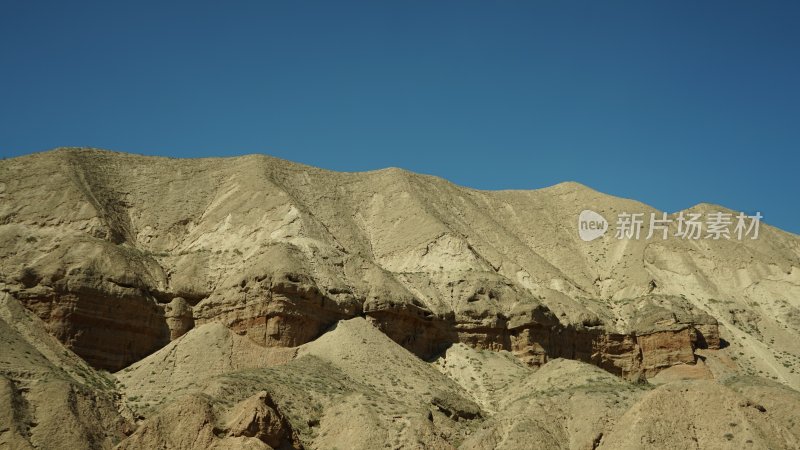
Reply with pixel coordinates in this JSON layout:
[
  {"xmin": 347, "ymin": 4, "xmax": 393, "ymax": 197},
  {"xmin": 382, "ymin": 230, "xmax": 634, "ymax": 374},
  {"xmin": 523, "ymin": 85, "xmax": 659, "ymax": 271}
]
[{"xmin": 226, "ymin": 391, "xmax": 303, "ymax": 449}]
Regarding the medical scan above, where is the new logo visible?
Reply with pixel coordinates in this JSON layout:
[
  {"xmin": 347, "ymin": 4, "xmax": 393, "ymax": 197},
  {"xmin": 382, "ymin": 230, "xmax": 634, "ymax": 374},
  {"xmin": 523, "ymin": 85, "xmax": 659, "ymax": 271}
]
[{"xmin": 578, "ymin": 209, "xmax": 608, "ymax": 241}]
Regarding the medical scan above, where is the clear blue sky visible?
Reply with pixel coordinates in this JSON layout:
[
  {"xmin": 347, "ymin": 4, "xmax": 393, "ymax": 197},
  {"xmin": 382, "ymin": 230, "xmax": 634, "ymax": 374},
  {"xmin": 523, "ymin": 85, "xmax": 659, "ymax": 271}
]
[{"xmin": 1, "ymin": 1, "xmax": 798, "ymax": 233}]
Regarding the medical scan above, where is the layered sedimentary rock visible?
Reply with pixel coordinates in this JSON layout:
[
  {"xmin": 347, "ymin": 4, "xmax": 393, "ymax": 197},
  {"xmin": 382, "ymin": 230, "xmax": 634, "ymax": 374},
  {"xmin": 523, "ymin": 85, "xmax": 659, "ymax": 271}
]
[
  {"xmin": 0, "ymin": 149, "xmax": 796, "ymax": 387},
  {"xmin": 6, "ymin": 256, "xmax": 170, "ymax": 371},
  {"xmin": 13, "ymin": 288, "xmax": 167, "ymax": 371},
  {"xmin": 367, "ymin": 292, "xmax": 719, "ymax": 379},
  {"xmin": 2, "ymin": 149, "xmax": 800, "ymax": 450},
  {"xmin": 0, "ymin": 292, "xmax": 132, "ymax": 450},
  {"xmin": 193, "ymin": 271, "xmax": 359, "ymax": 348}
]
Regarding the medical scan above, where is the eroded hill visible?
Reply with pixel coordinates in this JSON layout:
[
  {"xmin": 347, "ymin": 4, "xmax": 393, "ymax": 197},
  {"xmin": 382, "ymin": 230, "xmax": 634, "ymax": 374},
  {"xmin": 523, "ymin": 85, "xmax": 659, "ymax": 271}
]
[{"xmin": 1, "ymin": 148, "xmax": 799, "ymax": 449}]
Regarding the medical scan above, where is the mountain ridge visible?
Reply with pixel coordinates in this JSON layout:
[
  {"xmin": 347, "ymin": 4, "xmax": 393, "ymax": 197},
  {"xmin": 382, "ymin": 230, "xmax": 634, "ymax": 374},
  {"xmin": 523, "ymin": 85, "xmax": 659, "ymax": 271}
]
[{"xmin": 1, "ymin": 147, "xmax": 799, "ymax": 449}]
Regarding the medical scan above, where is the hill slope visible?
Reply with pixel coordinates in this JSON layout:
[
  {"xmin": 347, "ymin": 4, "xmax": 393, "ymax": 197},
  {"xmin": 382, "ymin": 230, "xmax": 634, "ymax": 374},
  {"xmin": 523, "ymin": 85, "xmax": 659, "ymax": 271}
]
[{"xmin": 0, "ymin": 148, "xmax": 799, "ymax": 449}]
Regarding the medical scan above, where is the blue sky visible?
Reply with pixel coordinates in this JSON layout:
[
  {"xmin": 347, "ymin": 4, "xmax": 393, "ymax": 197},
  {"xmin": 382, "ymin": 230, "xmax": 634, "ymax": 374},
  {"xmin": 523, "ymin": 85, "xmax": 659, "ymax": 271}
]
[{"xmin": 1, "ymin": 1, "xmax": 798, "ymax": 233}]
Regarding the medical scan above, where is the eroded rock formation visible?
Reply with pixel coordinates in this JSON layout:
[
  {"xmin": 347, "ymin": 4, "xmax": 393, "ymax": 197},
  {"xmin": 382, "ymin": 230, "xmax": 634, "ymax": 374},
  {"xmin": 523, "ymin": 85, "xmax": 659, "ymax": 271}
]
[{"xmin": 0, "ymin": 149, "xmax": 794, "ymax": 385}]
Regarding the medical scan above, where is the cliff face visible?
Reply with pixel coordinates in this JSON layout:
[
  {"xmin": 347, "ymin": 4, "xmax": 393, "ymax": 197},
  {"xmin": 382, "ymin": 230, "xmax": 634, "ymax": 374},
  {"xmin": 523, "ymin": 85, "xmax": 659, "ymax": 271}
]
[{"xmin": 0, "ymin": 149, "xmax": 796, "ymax": 386}]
